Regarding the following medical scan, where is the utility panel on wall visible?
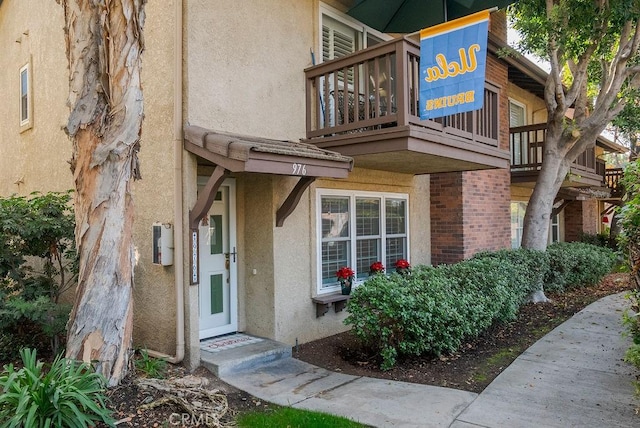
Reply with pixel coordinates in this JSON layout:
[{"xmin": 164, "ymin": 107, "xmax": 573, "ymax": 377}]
[{"xmin": 152, "ymin": 223, "xmax": 174, "ymax": 266}]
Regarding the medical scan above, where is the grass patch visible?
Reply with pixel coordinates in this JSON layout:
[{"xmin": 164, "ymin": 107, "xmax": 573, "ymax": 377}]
[{"xmin": 236, "ymin": 406, "xmax": 366, "ymax": 427}]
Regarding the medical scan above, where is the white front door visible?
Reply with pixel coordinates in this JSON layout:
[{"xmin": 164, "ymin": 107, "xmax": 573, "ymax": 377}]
[{"xmin": 198, "ymin": 179, "xmax": 237, "ymax": 339}]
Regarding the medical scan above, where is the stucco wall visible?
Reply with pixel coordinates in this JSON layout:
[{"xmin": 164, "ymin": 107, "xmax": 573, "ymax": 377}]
[
  {"xmin": 129, "ymin": 0, "xmax": 178, "ymax": 356},
  {"xmin": 184, "ymin": 0, "xmax": 316, "ymax": 141},
  {"xmin": 0, "ymin": 0, "xmax": 70, "ymax": 196},
  {"xmin": 241, "ymin": 174, "xmax": 277, "ymax": 339}
]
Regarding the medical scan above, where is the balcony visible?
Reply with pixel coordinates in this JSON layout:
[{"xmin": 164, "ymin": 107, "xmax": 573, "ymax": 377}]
[
  {"xmin": 304, "ymin": 37, "xmax": 509, "ymax": 175},
  {"xmin": 605, "ymin": 168, "xmax": 624, "ymax": 199},
  {"xmin": 509, "ymin": 123, "xmax": 606, "ymax": 188}
]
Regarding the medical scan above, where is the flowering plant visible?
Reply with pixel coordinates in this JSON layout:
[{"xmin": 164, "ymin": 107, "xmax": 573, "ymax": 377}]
[
  {"xmin": 395, "ymin": 259, "xmax": 410, "ymax": 269},
  {"xmin": 369, "ymin": 261, "xmax": 385, "ymax": 275},
  {"xmin": 336, "ymin": 266, "xmax": 355, "ymax": 280},
  {"xmin": 395, "ymin": 259, "xmax": 411, "ymax": 276}
]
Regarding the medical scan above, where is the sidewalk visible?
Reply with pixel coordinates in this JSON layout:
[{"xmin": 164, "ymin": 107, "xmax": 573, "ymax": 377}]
[{"xmin": 219, "ymin": 292, "xmax": 639, "ymax": 427}]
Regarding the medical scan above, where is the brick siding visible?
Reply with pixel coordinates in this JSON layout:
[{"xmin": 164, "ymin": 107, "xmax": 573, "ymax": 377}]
[
  {"xmin": 430, "ymin": 169, "xmax": 511, "ymax": 265},
  {"xmin": 564, "ymin": 199, "xmax": 599, "ymax": 242},
  {"xmin": 490, "ymin": 10, "xmax": 508, "ymax": 42}
]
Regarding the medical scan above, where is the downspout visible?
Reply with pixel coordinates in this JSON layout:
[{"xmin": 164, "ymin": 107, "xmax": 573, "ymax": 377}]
[{"xmin": 148, "ymin": 0, "xmax": 184, "ymax": 364}]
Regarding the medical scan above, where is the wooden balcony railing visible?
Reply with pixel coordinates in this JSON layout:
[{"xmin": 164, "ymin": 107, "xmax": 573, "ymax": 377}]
[
  {"xmin": 510, "ymin": 123, "xmax": 599, "ymax": 175},
  {"xmin": 605, "ymin": 168, "xmax": 625, "ymax": 198},
  {"xmin": 305, "ymin": 37, "xmax": 499, "ymax": 147}
]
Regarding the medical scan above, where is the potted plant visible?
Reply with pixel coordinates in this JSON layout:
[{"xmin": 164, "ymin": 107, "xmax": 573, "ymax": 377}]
[
  {"xmin": 395, "ymin": 259, "xmax": 411, "ymax": 276},
  {"xmin": 336, "ymin": 266, "xmax": 355, "ymax": 295},
  {"xmin": 369, "ymin": 261, "xmax": 385, "ymax": 276}
]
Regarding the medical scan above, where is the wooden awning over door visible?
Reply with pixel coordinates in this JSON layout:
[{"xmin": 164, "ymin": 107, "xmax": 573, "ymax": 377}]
[{"xmin": 184, "ymin": 126, "xmax": 353, "ymax": 227}]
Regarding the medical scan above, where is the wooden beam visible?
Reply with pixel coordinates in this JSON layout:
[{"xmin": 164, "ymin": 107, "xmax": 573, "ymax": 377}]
[
  {"xmin": 276, "ymin": 176, "xmax": 316, "ymax": 227},
  {"xmin": 189, "ymin": 165, "xmax": 228, "ymax": 229},
  {"xmin": 552, "ymin": 199, "xmax": 571, "ymax": 217}
]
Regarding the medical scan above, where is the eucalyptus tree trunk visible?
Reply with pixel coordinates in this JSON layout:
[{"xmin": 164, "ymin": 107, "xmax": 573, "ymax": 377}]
[{"xmin": 58, "ymin": 0, "xmax": 146, "ymax": 386}]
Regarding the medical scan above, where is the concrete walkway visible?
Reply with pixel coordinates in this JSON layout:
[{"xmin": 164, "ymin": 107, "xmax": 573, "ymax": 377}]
[{"xmin": 219, "ymin": 293, "xmax": 639, "ymax": 427}]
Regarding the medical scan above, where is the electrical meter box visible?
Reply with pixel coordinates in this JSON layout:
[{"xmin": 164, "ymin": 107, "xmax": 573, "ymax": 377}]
[{"xmin": 152, "ymin": 223, "xmax": 174, "ymax": 266}]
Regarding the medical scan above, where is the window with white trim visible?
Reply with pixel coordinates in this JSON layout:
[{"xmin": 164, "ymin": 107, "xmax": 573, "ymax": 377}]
[
  {"xmin": 318, "ymin": 190, "xmax": 408, "ymax": 292},
  {"xmin": 509, "ymin": 99, "xmax": 527, "ymax": 166},
  {"xmin": 549, "ymin": 212, "xmax": 562, "ymax": 243},
  {"xmin": 19, "ymin": 62, "xmax": 32, "ymax": 128},
  {"xmin": 510, "ymin": 201, "xmax": 527, "ymax": 248},
  {"xmin": 509, "ymin": 100, "xmax": 526, "ymax": 127},
  {"xmin": 320, "ymin": 3, "xmax": 388, "ymax": 65}
]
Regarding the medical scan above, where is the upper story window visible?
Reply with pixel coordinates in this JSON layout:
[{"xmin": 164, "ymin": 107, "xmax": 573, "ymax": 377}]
[
  {"xmin": 319, "ymin": 4, "xmax": 390, "ymax": 126},
  {"xmin": 320, "ymin": 4, "xmax": 388, "ymax": 65},
  {"xmin": 509, "ymin": 99, "xmax": 526, "ymax": 127},
  {"xmin": 19, "ymin": 61, "xmax": 33, "ymax": 131},
  {"xmin": 317, "ymin": 189, "xmax": 409, "ymax": 294},
  {"xmin": 510, "ymin": 99, "xmax": 528, "ymax": 165}
]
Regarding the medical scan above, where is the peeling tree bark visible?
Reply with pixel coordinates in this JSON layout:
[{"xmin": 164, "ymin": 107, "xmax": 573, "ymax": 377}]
[{"xmin": 58, "ymin": 0, "xmax": 146, "ymax": 386}]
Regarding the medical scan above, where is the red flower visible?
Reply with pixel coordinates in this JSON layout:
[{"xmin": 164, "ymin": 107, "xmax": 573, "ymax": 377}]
[
  {"xmin": 336, "ymin": 266, "xmax": 355, "ymax": 280},
  {"xmin": 395, "ymin": 259, "xmax": 411, "ymax": 269},
  {"xmin": 370, "ymin": 261, "xmax": 385, "ymax": 273}
]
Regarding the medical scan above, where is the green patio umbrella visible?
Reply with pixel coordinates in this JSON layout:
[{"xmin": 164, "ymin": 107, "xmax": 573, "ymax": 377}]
[{"xmin": 347, "ymin": 0, "xmax": 517, "ymax": 33}]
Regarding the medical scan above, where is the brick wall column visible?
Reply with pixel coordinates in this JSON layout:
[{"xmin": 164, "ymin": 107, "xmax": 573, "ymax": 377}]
[
  {"xmin": 564, "ymin": 199, "xmax": 598, "ymax": 242},
  {"xmin": 430, "ymin": 169, "xmax": 511, "ymax": 265}
]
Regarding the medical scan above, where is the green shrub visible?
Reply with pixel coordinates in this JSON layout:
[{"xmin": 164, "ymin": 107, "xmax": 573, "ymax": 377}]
[
  {"xmin": 618, "ymin": 159, "xmax": 640, "ymax": 405},
  {"xmin": 579, "ymin": 232, "xmax": 618, "ymax": 250},
  {"xmin": 618, "ymin": 159, "xmax": 640, "ymax": 290},
  {"xmin": 0, "ymin": 191, "xmax": 76, "ymax": 358},
  {"xmin": 0, "ymin": 348, "xmax": 115, "ymax": 427},
  {"xmin": 345, "ymin": 248, "xmax": 546, "ymax": 370},
  {"xmin": 544, "ymin": 242, "xmax": 616, "ymax": 293}
]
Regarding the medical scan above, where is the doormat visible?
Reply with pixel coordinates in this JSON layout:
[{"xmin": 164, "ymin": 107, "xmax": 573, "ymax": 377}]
[{"xmin": 200, "ymin": 333, "xmax": 263, "ymax": 353}]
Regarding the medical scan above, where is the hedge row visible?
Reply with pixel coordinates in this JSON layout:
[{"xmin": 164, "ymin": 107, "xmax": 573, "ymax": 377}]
[
  {"xmin": 344, "ymin": 243, "xmax": 615, "ymax": 370},
  {"xmin": 545, "ymin": 242, "xmax": 617, "ymax": 292}
]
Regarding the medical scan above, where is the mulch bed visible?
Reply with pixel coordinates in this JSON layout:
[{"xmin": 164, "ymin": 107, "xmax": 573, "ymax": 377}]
[{"xmin": 293, "ymin": 273, "xmax": 634, "ymax": 393}]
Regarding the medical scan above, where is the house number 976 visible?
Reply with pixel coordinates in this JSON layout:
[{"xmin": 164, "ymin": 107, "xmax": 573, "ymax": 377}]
[{"xmin": 292, "ymin": 163, "xmax": 307, "ymax": 175}]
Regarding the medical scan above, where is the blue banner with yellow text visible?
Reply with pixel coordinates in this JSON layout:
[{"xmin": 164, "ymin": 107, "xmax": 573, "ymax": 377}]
[{"xmin": 419, "ymin": 10, "xmax": 489, "ymax": 120}]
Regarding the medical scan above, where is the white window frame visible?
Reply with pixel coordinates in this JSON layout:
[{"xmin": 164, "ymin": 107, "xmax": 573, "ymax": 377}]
[
  {"xmin": 549, "ymin": 211, "xmax": 563, "ymax": 244},
  {"xmin": 319, "ymin": 2, "xmax": 391, "ymax": 65},
  {"xmin": 19, "ymin": 60, "xmax": 33, "ymax": 131},
  {"xmin": 316, "ymin": 189, "xmax": 410, "ymax": 294},
  {"xmin": 510, "ymin": 201, "xmax": 527, "ymax": 249},
  {"xmin": 508, "ymin": 99, "xmax": 527, "ymax": 127},
  {"xmin": 509, "ymin": 99, "xmax": 527, "ymax": 166}
]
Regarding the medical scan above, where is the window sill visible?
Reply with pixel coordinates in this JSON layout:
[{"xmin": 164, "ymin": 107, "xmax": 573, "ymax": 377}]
[{"xmin": 312, "ymin": 292, "xmax": 351, "ymax": 318}]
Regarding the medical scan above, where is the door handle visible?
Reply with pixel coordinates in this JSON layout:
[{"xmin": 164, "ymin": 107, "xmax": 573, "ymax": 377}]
[{"xmin": 225, "ymin": 247, "xmax": 237, "ymax": 263}]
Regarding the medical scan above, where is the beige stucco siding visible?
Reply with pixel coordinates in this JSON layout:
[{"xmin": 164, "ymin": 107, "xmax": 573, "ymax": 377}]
[
  {"xmin": 0, "ymin": 0, "xmax": 70, "ymax": 196},
  {"xmin": 129, "ymin": 0, "xmax": 178, "ymax": 356},
  {"xmin": 185, "ymin": 0, "xmax": 316, "ymax": 141},
  {"xmin": 241, "ymin": 174, "xmax": 277, "ymax": 339}
]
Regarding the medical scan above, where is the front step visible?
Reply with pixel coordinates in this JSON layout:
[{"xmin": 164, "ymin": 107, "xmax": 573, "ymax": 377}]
[{"xmin": 200, "ymin": 334, "xmax": 291, "ymax": 377}]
